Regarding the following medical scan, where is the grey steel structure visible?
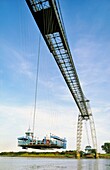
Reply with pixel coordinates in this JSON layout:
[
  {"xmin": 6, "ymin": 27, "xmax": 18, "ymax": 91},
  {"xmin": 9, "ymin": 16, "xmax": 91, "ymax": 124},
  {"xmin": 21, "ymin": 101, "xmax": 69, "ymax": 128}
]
[{"xmin": 25, "ymin": 0, "xmax": 97, "ymax": 154}]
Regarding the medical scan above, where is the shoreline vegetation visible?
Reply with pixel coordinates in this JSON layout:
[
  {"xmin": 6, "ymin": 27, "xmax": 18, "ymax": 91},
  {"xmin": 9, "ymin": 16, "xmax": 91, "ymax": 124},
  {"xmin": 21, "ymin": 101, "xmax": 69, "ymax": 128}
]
[{"xmin": 0, "ymin": 151, "xmax": 110, "ymax": 159}]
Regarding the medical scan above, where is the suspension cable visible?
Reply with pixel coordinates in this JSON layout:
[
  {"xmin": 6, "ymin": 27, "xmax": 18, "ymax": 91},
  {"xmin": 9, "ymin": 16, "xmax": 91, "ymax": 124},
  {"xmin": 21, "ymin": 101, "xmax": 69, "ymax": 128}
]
[{"xmin": 32, "ymin": 35, "xmax": 41, "ymax": 134}]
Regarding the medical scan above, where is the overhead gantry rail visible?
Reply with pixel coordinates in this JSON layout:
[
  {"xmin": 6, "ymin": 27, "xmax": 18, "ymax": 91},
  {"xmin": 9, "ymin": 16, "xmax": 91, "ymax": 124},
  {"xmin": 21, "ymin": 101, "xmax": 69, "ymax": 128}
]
[{"xmin": 26, "ymin": 0, "xmax": 90, "ymax": 120}]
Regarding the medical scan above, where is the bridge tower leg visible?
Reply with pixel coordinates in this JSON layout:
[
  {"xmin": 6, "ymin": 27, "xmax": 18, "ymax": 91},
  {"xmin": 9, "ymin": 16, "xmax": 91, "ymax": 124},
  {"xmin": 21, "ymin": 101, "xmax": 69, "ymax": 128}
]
[
  {"xmin": 89, "ymin": 115, "xmax": 98, "ymax": 158},
  {"xmin": 86, "ymin": 101, "xmax": 98, "ymax": 158},
  {"xmin": 76, "ymin": 114, "xmax": 83, "ymax": 158},
  {"xmin": 76, "ymin": 111, "xmax": 98, "ymax": 158}
]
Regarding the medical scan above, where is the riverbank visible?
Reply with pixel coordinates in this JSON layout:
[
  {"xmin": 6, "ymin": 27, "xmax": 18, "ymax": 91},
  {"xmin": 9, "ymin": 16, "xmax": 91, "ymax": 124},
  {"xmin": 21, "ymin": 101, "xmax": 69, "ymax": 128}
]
[
  {"xmin": 0, "ymin": 151, "xmax": 76, "ymax": 158},
  {"xmin": 0, "ymin": 151, "xmax": 110, "ymax": 159},
  {"xmin": 98, "ymin": 153, "xmax": 110, "ymax": 159}
]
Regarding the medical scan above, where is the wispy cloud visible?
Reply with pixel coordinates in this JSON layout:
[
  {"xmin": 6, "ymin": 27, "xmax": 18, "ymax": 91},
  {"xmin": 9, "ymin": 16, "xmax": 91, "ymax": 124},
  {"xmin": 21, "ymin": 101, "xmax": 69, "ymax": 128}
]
[
  {"xmin": 71, "ymin": 37, "xmax": 110, "ymax": 96},
  {"xmin": 0, "ymin": 40, "xmax": 36, "ymax": 80}
]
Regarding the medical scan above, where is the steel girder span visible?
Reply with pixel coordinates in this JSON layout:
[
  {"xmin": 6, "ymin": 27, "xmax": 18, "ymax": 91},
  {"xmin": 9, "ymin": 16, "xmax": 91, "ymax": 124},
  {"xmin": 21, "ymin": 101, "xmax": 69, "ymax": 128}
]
[{"xmin": 25, "ymin": 0, "xmax": 97, "ymax": 154}]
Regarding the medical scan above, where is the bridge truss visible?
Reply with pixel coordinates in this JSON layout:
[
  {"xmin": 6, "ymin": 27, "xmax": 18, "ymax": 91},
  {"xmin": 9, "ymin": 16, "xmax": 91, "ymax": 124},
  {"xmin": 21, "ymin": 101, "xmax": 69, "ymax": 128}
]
[{"xmin": 25, "ymin": 0, "xmax": 97, "ymax": 155}]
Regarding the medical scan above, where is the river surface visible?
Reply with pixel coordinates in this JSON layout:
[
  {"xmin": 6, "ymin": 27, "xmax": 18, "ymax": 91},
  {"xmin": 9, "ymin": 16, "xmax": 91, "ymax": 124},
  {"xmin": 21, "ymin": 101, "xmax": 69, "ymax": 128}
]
[{"xmin": 0, "ymin": 157, "xmax": 110, "ymax": 170}]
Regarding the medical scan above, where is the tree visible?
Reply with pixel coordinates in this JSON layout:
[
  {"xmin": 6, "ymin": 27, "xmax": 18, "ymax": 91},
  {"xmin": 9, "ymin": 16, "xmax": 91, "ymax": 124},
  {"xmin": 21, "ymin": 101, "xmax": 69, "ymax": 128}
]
[{"xmin": 101, "ymin": 142, "xmax": 110, "ymax": 153}]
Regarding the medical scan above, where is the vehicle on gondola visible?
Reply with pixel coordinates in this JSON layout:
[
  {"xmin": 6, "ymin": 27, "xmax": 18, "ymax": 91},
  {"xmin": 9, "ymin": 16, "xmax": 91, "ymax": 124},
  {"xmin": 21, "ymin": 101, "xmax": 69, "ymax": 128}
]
[{"xmin": 84, "ymin": 145, "xmax": 95, "ymax": 158}]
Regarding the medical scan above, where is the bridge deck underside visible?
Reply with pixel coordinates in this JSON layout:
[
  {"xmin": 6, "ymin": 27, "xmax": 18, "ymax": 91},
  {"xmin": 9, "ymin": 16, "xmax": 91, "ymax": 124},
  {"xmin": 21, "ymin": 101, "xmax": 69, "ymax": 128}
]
[{"xmin": 26, "ymin": 0, "xmax": 90, "ymax": 119}]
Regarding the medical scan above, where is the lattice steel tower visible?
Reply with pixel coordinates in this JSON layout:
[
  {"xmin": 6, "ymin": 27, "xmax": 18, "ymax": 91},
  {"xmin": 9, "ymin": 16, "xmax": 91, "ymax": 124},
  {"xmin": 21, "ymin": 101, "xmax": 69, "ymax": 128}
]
[{"xmin": 25, "ymin": 0, "xmax": 98, "ymax": 157}]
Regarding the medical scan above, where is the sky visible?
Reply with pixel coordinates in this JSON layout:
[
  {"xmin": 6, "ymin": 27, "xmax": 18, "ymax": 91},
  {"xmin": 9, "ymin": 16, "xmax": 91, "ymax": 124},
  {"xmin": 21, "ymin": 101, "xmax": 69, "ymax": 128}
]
[{"xmin": 0, "ymin": 0, "xmax": 110, "ymax": 153}]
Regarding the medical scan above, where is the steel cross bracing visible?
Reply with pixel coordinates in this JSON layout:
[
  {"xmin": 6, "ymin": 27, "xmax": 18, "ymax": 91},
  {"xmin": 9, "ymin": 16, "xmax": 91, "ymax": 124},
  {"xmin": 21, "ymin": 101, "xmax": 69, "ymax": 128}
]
[
  {"xmin": 26, "ymin": 0, "xmax": 90, "ymax": 119},
  {"xmin": 76, "ymin": 115, "xmax": 83, "ymax": 152},
  {"xmin": 76, "ymin": 112, "xmax": 97, "ymax": 152},
  {"xmin": 26, "ymin": 0, "xmax": 97, "ymax": 153}
]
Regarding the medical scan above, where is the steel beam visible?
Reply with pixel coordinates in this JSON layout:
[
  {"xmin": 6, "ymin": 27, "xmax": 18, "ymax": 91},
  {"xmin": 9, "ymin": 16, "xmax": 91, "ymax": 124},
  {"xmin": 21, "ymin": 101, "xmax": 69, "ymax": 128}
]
[{"xmin": 26, "ymin": 0, "xmax": 90, "ymax": 118}]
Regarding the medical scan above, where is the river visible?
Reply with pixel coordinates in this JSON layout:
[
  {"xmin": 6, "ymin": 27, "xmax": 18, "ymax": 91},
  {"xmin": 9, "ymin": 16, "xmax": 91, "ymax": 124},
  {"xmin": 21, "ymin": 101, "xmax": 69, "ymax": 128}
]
[{"xmin": 0, "ymin": 157, "xmax": 110, "ymax": 170}]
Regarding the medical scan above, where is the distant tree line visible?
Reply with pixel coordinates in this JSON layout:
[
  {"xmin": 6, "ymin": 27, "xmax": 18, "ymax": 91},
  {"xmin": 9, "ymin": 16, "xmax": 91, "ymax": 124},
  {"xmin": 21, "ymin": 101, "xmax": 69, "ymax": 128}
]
[{"xmin": 101, "ymin": 142, "xmax": 110, "ymax": 153}]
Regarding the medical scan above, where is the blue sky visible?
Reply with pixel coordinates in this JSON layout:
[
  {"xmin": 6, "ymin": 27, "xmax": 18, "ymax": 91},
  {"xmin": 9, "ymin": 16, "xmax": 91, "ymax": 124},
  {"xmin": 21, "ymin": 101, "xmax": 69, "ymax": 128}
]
[{"xmin": 0, "ymin": 0, "xmax": 110, "ymax": 153}]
